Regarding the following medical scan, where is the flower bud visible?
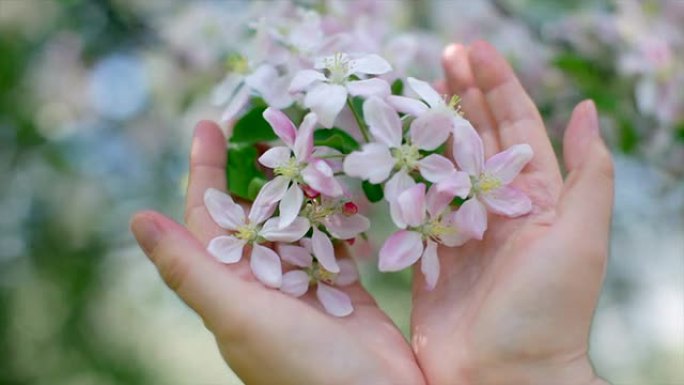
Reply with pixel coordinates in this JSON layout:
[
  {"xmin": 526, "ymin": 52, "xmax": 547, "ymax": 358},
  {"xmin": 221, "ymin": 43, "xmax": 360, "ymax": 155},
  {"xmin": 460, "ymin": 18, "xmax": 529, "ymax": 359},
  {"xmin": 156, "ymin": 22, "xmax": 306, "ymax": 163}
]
[
  {"xmin": 302, "ymin": 185, "xmax": 320, "ymax": 199},
  {"xmin": 346, "ymin": 237, "xmax": 356, "ymax": 246},
  {"xmin": 342, "ymin": 201, "xmax": 358, "ymax": 216}
]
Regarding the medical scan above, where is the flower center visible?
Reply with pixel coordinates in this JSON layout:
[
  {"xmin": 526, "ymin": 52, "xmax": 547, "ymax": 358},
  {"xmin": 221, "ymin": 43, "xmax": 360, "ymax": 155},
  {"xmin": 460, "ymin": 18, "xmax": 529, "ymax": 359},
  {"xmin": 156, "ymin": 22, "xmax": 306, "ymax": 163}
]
[
  {"xmin": 420, "ymin": 218, "xmax": 456, "ymax": 240},
  {"xmin": 274, "ymin": 157, "xmax": 302, "ymax": 179},
  {"xmin": 392, "ymin": 144, "xmax": 421, "ymax": 170},
  {"xmin": 474, "ymin": 174, "xmax": 502, "ymax": 194},
  {"xmin": 309, "ymin": 261, "xmax": 337, "ymax": 284},
  {"xmin": 226, "ymin": 54, "xmax": 250, "ymax": 75},
  {"xmin": 323, "ymin": 52, "xmax": 350, "ymax": 84},
  {"xmin": 235, "ymin": 224, "xmax": 259, "ymax": 243},
  {"xmin": 302, "ymin": 201, "xmax": 338, "ymax": 225}
]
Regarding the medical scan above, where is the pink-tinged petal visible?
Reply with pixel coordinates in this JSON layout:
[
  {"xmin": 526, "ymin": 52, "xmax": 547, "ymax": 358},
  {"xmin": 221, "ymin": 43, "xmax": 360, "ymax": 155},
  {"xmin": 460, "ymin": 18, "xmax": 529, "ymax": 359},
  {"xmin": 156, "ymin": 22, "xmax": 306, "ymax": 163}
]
[
  {"xmin": 407, "ymin": 77, "xmax": 444, "ymax": 108},
  {"xmin": 263, "ymin": 107, "xmax": 297, "ymax": 147},
  {"xmin": 312, "ymin": 227, "xmax": 340, "ymax": 273},
  {"xmin": 426, "ymin": 183, "xmax": 455, "ymax": 218},
  {"xmin": 435, "ymin": 171, "xmax": 471, "ymax": 199},
  {"xmin": 249, "ymin": 176, "xmax": 288, "ymax": 224},
  {"xmin": 278, "ymin": 184, "xmax": 304, "ymax": 229},
  {"xmin": 410, "ymin": 111, "xmax": 452, "ymax": 150},
  {"xmin": 480, "ymin": 186, "xmax": 532, "ymax": 217},
  {"xmin": 346, "ymin": 78, "xmax": 391, "ymax": 98},
  {"xmin": 261, "ymin": 216, "xmax": 310, "ymax": 243},
  {"xmin": 220, "ymin": 84, "xmax": 250, "ymax": 122},
  {"xmin": 277, "ymin": 244, "xmax": 313, "ymax": 267},
  {"xmin": 258, "ymin": 146, "xmax": 291, "ymax": 169},
  {"xmin": 316, "ymin": 283, "xmax": 353, "ymax": 317},
  {"xmin": 452, "ymin": 119, "xmax": 484, "ymax": 176},
  {"xmin": 389, "ymin": 200, "xmax": 406, "ymax": 229},
  {"xmin": 336, "ymin": 259, "xmax": 358, "ymax": 286},
  {"xmin": 396, "ymin": 183, "xmax": 426, "ymax": 227},
  {"xmin": 484, "ymin": 144, "xmax": 533, "ymax": 185},
  {"xmin": 304, "ymin": 83, "xmax": 347, "ymax": 128},
  {"xmin": 349, "ymin": 54, "xmax": 392, "ymax": 75},
  {"xmin": 342, "ymin": 143, "xmax": 394, "ymax": 184},
  {"xmin": 383, "ymin": 169, "xmax": 416, "ymax": 202},
  {"xmin": 294, "ymin": 113, "xmax": 317, "ymax": 162},
  {"xmin": 245, "ymin": 65, "xmax": 292, "ymax": 109},
  {"xmin": 378, "ymin": 230, "xmax": 424, "ymax": 271},
  {"xmin": 280, "ymin": 270, "xmax": 310, "ymax": 297},
  {"xmin": 250, "ymin": 244, "xmax": 282, "ymax": 288},
  {"xmin": 289, "ymin": 69, "xmax": 327, "ymax": 93},
  {"xmin": 363, "ymin": 96, "xmax": 403, "ymax": 148},
  {"xmin": 324, "ymin": 213, "xmax": 370, "ymax": 240},
  {"xmin": 386, "ymin": 95, "xmax": 429, "ymax": 117},
  {"xmin": 211, "ymin": 73, "xmax": 243, "ymax": 106},
  {"xmin": 418, "ymin": 154, "xmax": 456, "ymax": 183},
  {"xmin": 301, "ymin": 159, "xmax": 343, "ymax": 197},
  {"xmin": 207, "ymin": 236, "xmax": 246, "ymax": 263},
  {"xmin": 204, "ymin": 188, "xmax": 245, "ymax": 230},
  {"xmin": 421, "ymin": 240, "xmax": 440, "ymax": 290},
  {"xmin": 451, "ymin": 198, "xmax": 488, "ymax": 241}
]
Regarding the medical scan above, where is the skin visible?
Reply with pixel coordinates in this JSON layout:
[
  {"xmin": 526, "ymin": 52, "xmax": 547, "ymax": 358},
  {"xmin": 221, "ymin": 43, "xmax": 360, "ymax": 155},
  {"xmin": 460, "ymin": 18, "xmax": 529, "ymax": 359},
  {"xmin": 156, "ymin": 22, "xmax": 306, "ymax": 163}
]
[{"xmin": 130, "ymin": 41, "xmax": 613, "ymax": 385}]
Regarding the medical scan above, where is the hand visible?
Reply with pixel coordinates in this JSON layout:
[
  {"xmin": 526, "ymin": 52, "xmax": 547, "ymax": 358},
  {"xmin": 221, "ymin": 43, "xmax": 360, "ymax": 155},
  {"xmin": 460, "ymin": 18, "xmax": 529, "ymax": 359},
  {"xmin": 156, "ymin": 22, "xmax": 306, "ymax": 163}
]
[
  {"xmin": 410, "ymin": 41, "xmax": 613, "ymax": 385},
  {"xmin": 130, "ymin": 124, "xmax": 425, "ymax": 385}
]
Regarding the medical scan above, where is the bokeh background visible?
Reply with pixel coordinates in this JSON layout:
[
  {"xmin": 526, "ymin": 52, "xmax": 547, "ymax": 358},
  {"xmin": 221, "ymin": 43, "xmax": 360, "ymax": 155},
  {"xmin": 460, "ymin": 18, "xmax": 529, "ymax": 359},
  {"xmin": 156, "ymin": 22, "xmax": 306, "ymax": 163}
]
[{"xmin": 1, "ymin": 0, "xmax": 682, "ymax": 384}]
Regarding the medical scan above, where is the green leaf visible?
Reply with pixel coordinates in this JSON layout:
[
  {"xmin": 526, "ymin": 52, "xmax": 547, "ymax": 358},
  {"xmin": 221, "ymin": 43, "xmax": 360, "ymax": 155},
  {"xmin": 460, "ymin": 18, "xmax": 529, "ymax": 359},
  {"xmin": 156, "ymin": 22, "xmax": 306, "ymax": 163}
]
[
  {"xmin": 391, "ymin": 78, "xmax": 404, "ymax": 95},
  {"xmin": 362, "ymin": 180, "xmax": 384, "ymax": 203},
  {"xmin": 230, "ymin": 105, "xmax": 278, "ymax": 144},
  {"xmin": 226, "ymin": 144, "xmax": 266, "ymax": 201},
  {"xmin": 675, "ymin": 122, "xmax": 684, "ymax": 143},
  {"xmin": 617, "ymin": 118, "xmax": 639, "ymax": 154},
  {"xmin": 314, "ymin": 128, "xmax": 360, "ymax": 154}
]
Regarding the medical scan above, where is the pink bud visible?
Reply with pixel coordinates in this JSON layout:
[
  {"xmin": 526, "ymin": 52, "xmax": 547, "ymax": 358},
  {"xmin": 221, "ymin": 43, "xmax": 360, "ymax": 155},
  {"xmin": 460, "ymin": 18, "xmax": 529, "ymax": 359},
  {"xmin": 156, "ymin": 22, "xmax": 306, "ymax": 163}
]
[
  {"xmin": 302, "ymin": 185, "xmax": 320, "ymax": 199},
  {"xmin": 342, "ymin": 202, "xmax": 358, "ymax": 216},
  {"xmin": 346, "ymin": 238, "xmax": 356, "ymax": 246}
]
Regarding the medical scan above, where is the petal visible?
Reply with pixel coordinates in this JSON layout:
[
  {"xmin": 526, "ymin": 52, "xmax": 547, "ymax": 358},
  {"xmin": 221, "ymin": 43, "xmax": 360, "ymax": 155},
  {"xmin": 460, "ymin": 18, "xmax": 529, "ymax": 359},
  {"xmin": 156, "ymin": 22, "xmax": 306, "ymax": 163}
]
[
  {"xmin": 278, "ymin": 184, "xmax": 304, "ymax": 229},
  {"xmin": 250, "ymin": 244, "xmax": 282, "ymax": 288},
  {"xmin": 418, "ymin": 154, "xmax": 456, "ymax": 183},
  {"xmin": 389, "ymin": 200, "xmax": 406, "ymax": 229},
  {"xmin": 363, "ymin": 96, "xmax": 403, "ymax": 147},
  {"xmin": 263, "ymin": 107, "xmax": 297, "ymax": 147},
  {"xmin": 349, "ymin": 54, "xmax": 392, "ymax": 75},
  {"xmin": 211, "ymin": 73, "xmax": 243, "ymax": 106},
  {"xmin": 435, "ymin": 171, "xmax": 472, "ymax": 199},
  {"xmin": 452, "ymin": 119, "xmax": 484, "ymax": 176},
  {"xmin": 261, "ymin": 216, "xmax": 311, "ymax": 242},
  {"xmin": 304, "ymin": 83, "xmax": 347, "ymax": 128},
  {"xmin": 383, "ymin": 169, "xmax": 416, "ymax": 202},
  {"xmin": 316, "ymin": 283, "xmax": 353, "ymax": 317},
  {"xmin": 407, "ymin": 77, "xmax": 444, "ymax": 108},
  {"xmin": 409, "ymin": 111, "xmax": 453, "ymax": 150},
  {"xmin": 450, "ymin": 198, "xmax": 487, "ymax": 241},
  {"xmin": 484, "ymin": 144, "xmax": 533, "ymax": 185},
  {"xmin": 207, "ymin": 236, "xmax": 246, "ymax": 264},
  {"xmin": 396, "ymin": 183, "xmax": 426, "ymax": 227},
  {"xmin": 245, "ymin": 65, "xmax": 292, "ymax": 109},
  {"xmin": 280, "ymin": 270, "xmax": 310, "ymax": 297},
  {"xmin": 386, "ymin": 95, "xmax": 429, "ymax": 117},
  {"xmin": 342, "ymin": 143, "xmax": 394, "ymax": 184},
  {"xmin": 277, "ymin": 244, "xmax": 313, "ymax": 267},
  {"xmin": 336, "ymin": 259, "xmax": 358, "ymax": 286},
  {"xmin": 294, "ymin": 113, "xmax": 317, "ymax": 162},
  {"xmin": 426, "ymin": 183, "xmax": 455, "ymax": 218},
  {"xmin": 323, "ymin": 213, "xmax": 370, "ymax": 240},
  {"xmin": 312, "ymin": 227, "xmax": 340, "ymax": 273},
  {"xmin": 204, "ymin": 188, "xmax": 245, "ymax": 230},
  {"xmin": 249, "ymin": 176, "xmax": 288, "ymax": 224},
  {"xmin": 421, "ymin": 240, "xmax": 440, "ymax": 290},
  {"xmin": 220, "ymin": 84, "xmax": 250, "ymax": 123},
  {"xmin": 258, "ymin": 146, "xmax": 291, "ymax": 169},
  {"xmin": 301, "ymin": 159, "xmax": 343, "ymax": 197},
  {"xmin": 378, "ymin": 230, "xmax": 424, "ymax": 272},
  {"xmin": 289, "ymin": 69, "xmax": 327, "ymax": 93},
  {"xmin": 346, "ymin": 78, "xmax": 391, "ymax": 98},
  {"xmin": 480, "ymin": 186, "xmax": 532, "ymax": 217}
]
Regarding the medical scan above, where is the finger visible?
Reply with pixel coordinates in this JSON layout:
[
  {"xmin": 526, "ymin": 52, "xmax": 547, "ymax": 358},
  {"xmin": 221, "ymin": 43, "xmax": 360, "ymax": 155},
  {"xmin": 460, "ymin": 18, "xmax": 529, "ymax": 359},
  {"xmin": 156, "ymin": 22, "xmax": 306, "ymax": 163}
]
[
  {"xmin": 468, "ymin": 40, "xmax": 562, "ymax": 188},
  {"xmin": 184, "ymin": 120, "xmax": 228, "ymax": 243},
  {"xmin": 558, "ymin": 100, "xmax": 614, "ymax": 245},
  {"xmin": 131, "ymin": 210, "xmax": 258, "ymax": 337},
  {"xmin": 442, "ymin": 44, "xmax": 500, "ymax": 157}
]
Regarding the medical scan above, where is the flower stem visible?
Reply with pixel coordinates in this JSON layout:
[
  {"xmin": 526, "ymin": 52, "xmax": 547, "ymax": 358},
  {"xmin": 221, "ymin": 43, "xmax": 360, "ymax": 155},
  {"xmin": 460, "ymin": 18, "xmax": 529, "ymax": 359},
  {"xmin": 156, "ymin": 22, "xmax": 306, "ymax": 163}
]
[{"xmin": 347, "ymin": 98, "xmax": 371, "ymax": 142}]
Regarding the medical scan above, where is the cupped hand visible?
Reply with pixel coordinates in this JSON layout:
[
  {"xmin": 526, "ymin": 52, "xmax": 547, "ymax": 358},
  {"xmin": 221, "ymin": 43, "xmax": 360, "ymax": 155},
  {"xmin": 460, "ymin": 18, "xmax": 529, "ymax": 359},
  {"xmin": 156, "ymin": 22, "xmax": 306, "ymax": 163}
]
[
  {"xmin": 411, "ymin": 41, "xmax": 613, "ymax": 385},
  {"xmin": 130, "ymin": 124, "xmax": 425, "ymax": 385}
]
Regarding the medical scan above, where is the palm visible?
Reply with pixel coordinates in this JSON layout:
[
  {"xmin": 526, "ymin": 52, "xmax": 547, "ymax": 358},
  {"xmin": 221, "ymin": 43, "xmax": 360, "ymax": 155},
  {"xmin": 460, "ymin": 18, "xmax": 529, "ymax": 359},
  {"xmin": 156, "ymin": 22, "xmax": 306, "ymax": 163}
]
[{"xmin": 411, "ymin": 42, "xmax": 612, "ymax": 384}]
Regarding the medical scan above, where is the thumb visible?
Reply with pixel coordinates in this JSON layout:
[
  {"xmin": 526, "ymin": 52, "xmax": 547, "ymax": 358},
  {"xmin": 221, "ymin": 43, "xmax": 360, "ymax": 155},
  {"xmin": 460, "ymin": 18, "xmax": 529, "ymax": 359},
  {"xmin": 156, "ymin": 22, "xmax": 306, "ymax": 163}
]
[
  {"xmin": 558, "ymin": 100, "xmax": 614, "ymax": 243},
  {"xmin": 130, "ymin": 210, "xmax": 257, "ymax": 337}
]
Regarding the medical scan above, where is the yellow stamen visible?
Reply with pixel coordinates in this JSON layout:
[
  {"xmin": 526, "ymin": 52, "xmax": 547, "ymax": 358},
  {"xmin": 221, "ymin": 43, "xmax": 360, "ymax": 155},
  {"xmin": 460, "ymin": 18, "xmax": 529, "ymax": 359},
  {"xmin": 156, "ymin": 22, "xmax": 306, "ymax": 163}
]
[{"xmin": 274, "ymin": 157, "xmax": 302, "ymax": 179}]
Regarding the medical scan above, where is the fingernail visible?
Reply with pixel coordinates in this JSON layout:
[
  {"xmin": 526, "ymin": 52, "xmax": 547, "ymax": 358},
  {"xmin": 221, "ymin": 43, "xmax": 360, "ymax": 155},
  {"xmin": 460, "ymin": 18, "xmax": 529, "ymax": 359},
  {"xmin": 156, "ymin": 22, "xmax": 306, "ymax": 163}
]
[
  {"xmin": 584, "ymin": 100, "xmax": 599, "ymax": 136},
  {"xmin": 131, "ymin": 215, "xmax": 162, "ymax": 255}
]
